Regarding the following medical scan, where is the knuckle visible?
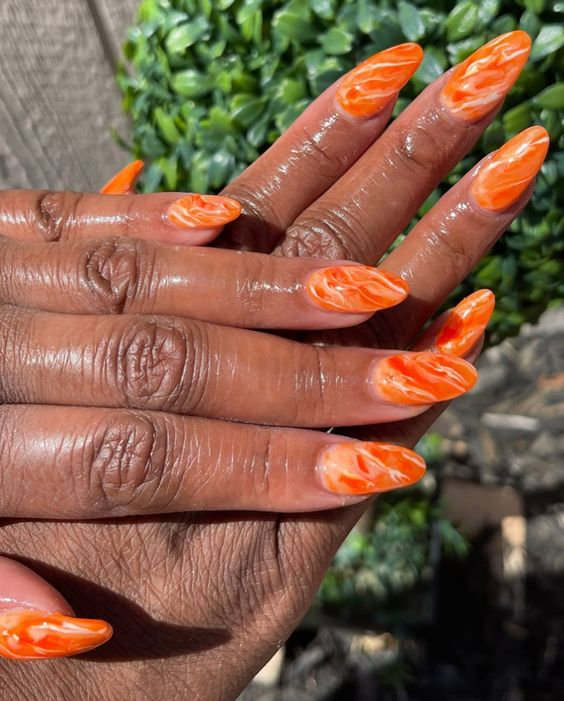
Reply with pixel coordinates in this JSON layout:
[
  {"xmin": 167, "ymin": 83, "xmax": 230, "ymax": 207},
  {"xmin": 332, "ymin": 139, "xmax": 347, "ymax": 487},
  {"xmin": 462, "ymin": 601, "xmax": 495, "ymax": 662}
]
[
  {"xmin": 299, "ymin": 124, "xmax": 349, "ymax": 181},
  {"xmin": 281, "ymin": 209, "xmax": 366, "ymax": 261},
  {"xmin": 427, "ymin": 217, "xmax": 474, "ymax": 277},
  {"xmin": 234, "ymin": 255, "xmax": 275, "ymax": 316},
  {"xmin": 88, "ymin": 411, "xmax": 170, "ymax": 513},
  {"xmin": 222, "ymin": 182, "xmax": 285, "ymax": 252},
  {"xmin": 391, "ymin": 120, "xmax": 446, "ymax": 181},
  {"xmin": 0, "ymin": 305, "xmax": 31, "ymax": 403},
  {"xmin": 33, "ymin": 190, "xmax": 82, "ymax": 242},
  {"xmin": 81, "ymin": 237, "xmax": 153, "ymax": 314},
  {"xmin": 117, "ymin": 318, "xmax": 192, "ymax": 410}
]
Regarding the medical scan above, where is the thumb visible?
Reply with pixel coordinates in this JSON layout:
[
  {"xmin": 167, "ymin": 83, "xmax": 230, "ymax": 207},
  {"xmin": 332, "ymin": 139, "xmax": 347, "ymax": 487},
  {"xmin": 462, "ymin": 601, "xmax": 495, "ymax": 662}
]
[{"xmin": 0, "ymin": 555, "xmax": 112, "ymax": 660}]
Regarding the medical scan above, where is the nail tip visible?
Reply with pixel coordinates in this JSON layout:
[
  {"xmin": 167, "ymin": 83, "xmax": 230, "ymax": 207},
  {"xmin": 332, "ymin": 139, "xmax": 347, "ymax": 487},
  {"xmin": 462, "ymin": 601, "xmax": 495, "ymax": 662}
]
[
  {"xmin": 320, "ymin": 442, "xmax": 426, "ymax": 496},
  {"xmin": 337, "ymin": 42, "xmax": 423, "ymax": 118}
]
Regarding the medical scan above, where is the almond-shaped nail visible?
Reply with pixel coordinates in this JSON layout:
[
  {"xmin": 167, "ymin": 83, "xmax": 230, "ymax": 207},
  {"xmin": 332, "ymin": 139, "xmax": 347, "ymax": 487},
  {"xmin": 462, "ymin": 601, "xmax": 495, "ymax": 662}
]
[
  {"xmin": 168, "ymin": 194, "xmax": 242, "ymax": 229},
  {"xmin": 319, "ymin": 442, "xmax": 426, "ymax": 495},
  {"xmin": 372, "ymin": 352, "xmax": 478, "ymax": 406},
  {"xmin": 100, "ymin": 160, "xmax": 145, "ymax": 195},
  {"xmin": 0, "ymin": 610, "xmax": 113, "ymax": 660},
  {"xmin": 442, "ymin": 31, "xmax": 531, "ymax": 122},
  {"xmin": 436, "ymin": 290, "xmax": 495, "ymax": 356},
  {"xmin": 306, "ymin": 265, "xmax": 409, "ymax": 313},
  {"xmin": 471, "ymin": 126, "xmax": 549, "ymax": 211},
  {"xmin": 336, "ymin": 43, "xmax": 424, "ymax": 119}
]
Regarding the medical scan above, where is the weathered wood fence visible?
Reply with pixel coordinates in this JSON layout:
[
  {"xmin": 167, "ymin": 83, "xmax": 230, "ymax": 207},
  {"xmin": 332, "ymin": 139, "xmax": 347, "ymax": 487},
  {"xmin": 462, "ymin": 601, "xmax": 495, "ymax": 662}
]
[{"xmin": 0, "ymin": 0, "xmax": 139, "ymax": 191}]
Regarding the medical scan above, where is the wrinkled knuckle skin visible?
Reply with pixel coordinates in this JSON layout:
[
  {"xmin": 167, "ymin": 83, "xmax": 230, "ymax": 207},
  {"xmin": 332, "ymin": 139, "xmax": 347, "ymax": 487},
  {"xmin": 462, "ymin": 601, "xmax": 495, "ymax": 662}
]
[
  {"xmin": 88, "ymin": 412, "xmax": 169, "ymax": 514},
  {"xmin": 117, "ymin": 318, "xmax": 191, "ymax": 411},
  {"xmin": 281, "ymin": 212, "xmax": 364, "ymax": 261},
  {"xmin": 81, "ymin": 237, "xmax": 152, "ymax": 314},
  {"xmin": 222, "ymin": 182, "xmax": 286, "ymax": 252},
  {"xmin": 426, "ymin": 215, "xmax": 475, "ymax": 278},
  {"xmin": 0, "ymin": 305, "xmax": 32, "ymax": 403},
  {"xmin": 32, "ymin": 190, "xmax": 82, "ymax": 242},
  {"xmin": 299, "ymin": 125, "xmax": 349, "ymax": 181},
  {"xmin": 391, "ymin": 118, "xmax": 447, "ymax": 182}
]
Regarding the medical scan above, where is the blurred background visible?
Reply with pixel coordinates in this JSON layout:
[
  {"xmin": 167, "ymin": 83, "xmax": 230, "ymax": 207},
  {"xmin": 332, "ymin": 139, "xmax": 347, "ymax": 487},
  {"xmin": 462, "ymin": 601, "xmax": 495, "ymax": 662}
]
[{"xmin": 1, "ymin": 0, "xmax": 563, "ymax": 698}]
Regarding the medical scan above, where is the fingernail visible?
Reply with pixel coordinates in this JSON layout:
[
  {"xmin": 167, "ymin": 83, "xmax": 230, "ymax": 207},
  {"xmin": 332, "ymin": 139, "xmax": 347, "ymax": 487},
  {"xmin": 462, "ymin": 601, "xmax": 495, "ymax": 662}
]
[
  {"xmin": 471, "ymin": 126, "xmax": 550, "ymax": 211},
  {"xmin": 372, "ymin": 351, "xmax": 478, "ymax": 406},
  {"xmin": 336, "ymin": 43, "xmax": 423, "ymax": 119},
  {"xmin": 306, "ymin": 265, "xmax": 408, "ymax": 313},
  {"xmin": 319, "ymin": 442, "xmax": 426, "ymax": 495},
  {"xmin": 0, "ymin": 610, "xmax": 112, "ymax": 660},
  {"xmin": 168, "ymin": 194, "xmax": 242, "ymax": 229},
  {"xmin": 441, "ymin": 31, "xmax": 531, "ymax": 122},
  {"xmin": 436, "ymin": 290, "xmax": 495, "ymax": 356},
  {"xmin": 100, "ymin": 160, "xmax": 144, "ymax": 195}
]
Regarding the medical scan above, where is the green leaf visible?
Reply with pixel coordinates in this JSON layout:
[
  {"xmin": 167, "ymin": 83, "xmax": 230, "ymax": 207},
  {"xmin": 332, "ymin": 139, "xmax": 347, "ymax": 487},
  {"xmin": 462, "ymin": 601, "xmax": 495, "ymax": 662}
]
[
  {"xmin": 531, "ymin": 25, "xmax": 564, "ymax": 61},
  {"xmin": 520, "ymin": 10, "xmax": 542, "ymax": 38},
  {"xmin": 321, "ymin": 27, "xmax": 354, "ymax": 55},
  {"xmin": 524, "ymin": 0, "xmax": 546, "ymax": 12},
  {"xmin": 415, "ymin": 47, "xmax": 447, "ymax": 84},
  {"xmin": 170, "ymin": 69, "xmax": 213, "ymax": 97},
  {"xmin": 231, "ymin": 94, "xmax": 266, "ymax": 127},
  {"xmin": 398, "ymin": 1, "xmax": 425, "ymax": 42},
  {"xmin": 476, "ymin": 0, "xmax": 500, "ymax": 28},
  {"xmin": 154, "ymin": 107, "xmax": 182, "ymax": 144},
  {"xmin": 165, "ymin": 17, "xmax": 208, "ymax": 53},
  {"xmin": 445, "ymin": 1, "xmax": 480, "ymax": 42},
  {"xmin": 503, "ymin": 103, "xmax": 533, "ymax": 134},
  {"xmin": 310, "ymin": 0, "xmax": 336, "ymax": 20},
  {"xmin": 272, "ymin": 11, "xmax": 317, "ymax": 42},
  {"xmin": 534, "ymin": 82, "xmax": 564, "ymax": 108}
]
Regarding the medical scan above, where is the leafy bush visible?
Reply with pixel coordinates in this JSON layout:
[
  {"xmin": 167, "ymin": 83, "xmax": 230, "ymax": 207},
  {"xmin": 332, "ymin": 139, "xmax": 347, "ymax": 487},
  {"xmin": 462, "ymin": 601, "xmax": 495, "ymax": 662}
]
[{"xmin": 119, "ymin": 0, "xmax": 564, "ymax": 340}]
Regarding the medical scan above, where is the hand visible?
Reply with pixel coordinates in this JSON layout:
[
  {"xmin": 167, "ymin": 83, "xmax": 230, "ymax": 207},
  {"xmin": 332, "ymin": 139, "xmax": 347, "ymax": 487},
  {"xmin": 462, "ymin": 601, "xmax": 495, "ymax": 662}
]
[{"xmin": 0, "ymin": 31, "xmax": 548, "ymax": 699}]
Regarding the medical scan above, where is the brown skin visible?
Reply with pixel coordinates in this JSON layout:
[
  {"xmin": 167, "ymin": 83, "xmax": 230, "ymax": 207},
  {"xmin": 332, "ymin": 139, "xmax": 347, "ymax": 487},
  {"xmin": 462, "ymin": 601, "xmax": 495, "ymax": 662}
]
[{"xmin": 0, "ymin": 58, "xmax": 537, "ymax": 699}]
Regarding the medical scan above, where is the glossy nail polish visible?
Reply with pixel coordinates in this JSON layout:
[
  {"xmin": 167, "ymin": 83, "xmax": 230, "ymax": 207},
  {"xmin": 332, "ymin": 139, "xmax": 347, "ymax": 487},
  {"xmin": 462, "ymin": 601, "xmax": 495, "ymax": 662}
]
[
  {"xmin": 436, "ymin": 290, "xmax": 495, "ymax": 356},
  {"xmin": 0, "ymin": 610, "xmax": 113, "ymax": 660},
  {"xmin": 336, "ymin": 43, "xmax": 424, "ymax": 119},
  {"xmin": 100, "ymin": 160, "xmax": 145, "ymax": 195},
  {"xmin": 306, "ymin": 265, "xmax": 409, "ymax": 313},
  {"xmin": 442, "ymin": 31, "xmax": 531, "ymax": 122},
  {"xmin": 319, "ymin": 442, "xmax": 426, "ymax": 495},
  {"xmin": 373, "ymin": 352, "xmax": 478, "ymax": 406},
  {"xmin": 471, "ymin": 126, "xmax": 550, "ymax": 211},
  {"xmin": 168, "ymin": 194, "xmax": 242, "ymax": 229}
]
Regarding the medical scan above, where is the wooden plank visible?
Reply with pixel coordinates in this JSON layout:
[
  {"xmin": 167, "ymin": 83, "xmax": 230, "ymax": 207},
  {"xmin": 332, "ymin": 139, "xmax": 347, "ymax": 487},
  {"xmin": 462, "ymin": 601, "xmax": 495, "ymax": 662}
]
[
  {"xmin": 88, "ymin": 0, "xmax": 140, "ymax": 68},
  {"xmin": 0, "ymin": 0, "xmax": 132, "ymax": 192}
]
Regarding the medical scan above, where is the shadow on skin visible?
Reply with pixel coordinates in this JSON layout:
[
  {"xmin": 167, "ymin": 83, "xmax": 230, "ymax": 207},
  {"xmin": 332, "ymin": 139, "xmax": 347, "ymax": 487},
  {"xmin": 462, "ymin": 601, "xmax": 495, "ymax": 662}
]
[{"xmin": 4, "ymin": 552, "xmax": 231, "ymax": 662}]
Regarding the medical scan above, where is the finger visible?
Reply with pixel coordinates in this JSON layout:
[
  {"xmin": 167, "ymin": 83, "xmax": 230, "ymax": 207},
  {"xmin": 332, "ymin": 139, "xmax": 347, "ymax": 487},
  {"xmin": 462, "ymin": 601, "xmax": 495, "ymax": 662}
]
[
  {"xmin": 412, "ymin": 289, "xmax": 495, "ymax": 356},
  {"xmin": 220, "ymin": 43, "xmax": 423, "ymax": 252},
  {"xmin": 0, "ymin": 237, "xmax": 408, "ymax": 329},
  {"xmin": 275, "ymin": 31, "xmax": 531, "ymax": 261},
  {"xmin": 0, "ymin": 308, "xmax": 477, "ymax": 427},
  {"xmin": 0, "ymin": 556, "xmax": 112, "ymax": 660},
  {"xmin": 100, "ymin": 160, "xmax": 144, "ymax": 195},
  {"xmin": 0, "ymin": 190, "xmax": 241, "ymax": 246},
  {"xmin": 374, "ymin": 126, "xmax": 548, "ymax": 348},
  {"xmin": 0, "ymin": 405, "xmax": 426, "ymax": 517}
]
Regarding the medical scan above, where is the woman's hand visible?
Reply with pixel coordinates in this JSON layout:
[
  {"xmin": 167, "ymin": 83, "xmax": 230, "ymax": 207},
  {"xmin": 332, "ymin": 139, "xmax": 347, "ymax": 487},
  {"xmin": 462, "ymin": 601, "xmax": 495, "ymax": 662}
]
[{"xmin": 0, "ymin": 30, "xmax": 550, "ymax": 699}]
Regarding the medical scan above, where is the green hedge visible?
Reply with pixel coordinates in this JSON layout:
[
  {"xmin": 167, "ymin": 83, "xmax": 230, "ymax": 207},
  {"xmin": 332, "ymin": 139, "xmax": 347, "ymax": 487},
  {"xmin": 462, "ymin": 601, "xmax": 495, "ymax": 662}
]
[{"xmin": 119, "ymin": 0, "xmax": 564, "ymax": 342}]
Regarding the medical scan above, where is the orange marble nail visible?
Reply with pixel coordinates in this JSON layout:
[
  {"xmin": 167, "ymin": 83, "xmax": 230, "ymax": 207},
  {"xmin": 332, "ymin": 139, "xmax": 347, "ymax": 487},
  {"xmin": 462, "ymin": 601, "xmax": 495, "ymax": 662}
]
[
  {"xmin": 0, "ymin": 610, "xmax": 113, "ymax": 660},
  {"xmin": 306, "ymin": 265, "xmax": 409, "ymax": 313},
  {"xmin": 168, "ymin": 194, "xmax": 241, "ymax": 229},
  {"xmin": 471, "ymin": 126, "xmax": 550, "ymax": 211},
  {"xmin": 436, "ymin": 290, "xmax": 495, "ymax": 356},
  {"xmin": 372, "ymin": 352, "xmax": 478, "ymax": 406},
  {"xmin": 336, "ymin": 43, "xmax": 423, "ymax": 119},
  {"xmin": 442, "ymin": 31, "xmax": 531, "ymax": 122},
  {"xmin": 319, "ymin": 442, "xmax": 426, "ymax": 495},
  {"xmin": 100, "ymin": 160, "xmax": 145, "ymax": 195}
]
